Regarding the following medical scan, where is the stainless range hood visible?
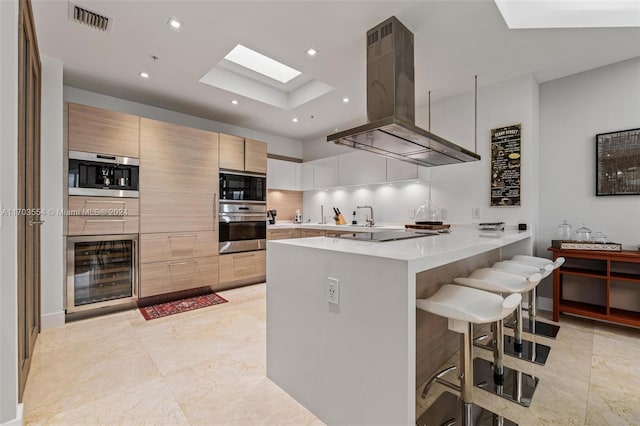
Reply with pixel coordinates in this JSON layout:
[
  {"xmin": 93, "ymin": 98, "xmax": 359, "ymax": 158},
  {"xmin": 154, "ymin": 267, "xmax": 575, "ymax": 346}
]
[{"xmin": 327, "ymin": 17, "xmax": 481, "ymax": 167}]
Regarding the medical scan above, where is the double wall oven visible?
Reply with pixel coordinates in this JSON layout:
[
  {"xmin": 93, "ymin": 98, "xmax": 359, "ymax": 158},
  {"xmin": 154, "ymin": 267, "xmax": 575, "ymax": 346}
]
[{"xmin": 219, "ymin": 171, "xmax": 267, "ymax": 254}]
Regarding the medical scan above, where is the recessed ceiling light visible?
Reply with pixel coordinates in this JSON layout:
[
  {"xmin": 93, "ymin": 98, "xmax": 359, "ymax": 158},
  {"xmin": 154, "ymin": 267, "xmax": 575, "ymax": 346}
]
[
  {"xmin": 224, "ymin": 44, "xmax": 301, "ymax": 84},
  {"xmin": 139, "ymin": 72, "xmax": 149, "ymax": 78},
  {"xmin": 292, "ymin": 118, "xmax": 299, "ymax": 123},
  {"xmin": 342, "ymin": 97, "xmax": 350, "ymax": 103},
  {"xmin": 306, "ymin": 47, "xmax": 317, "ymax": 56},
  {"xmin": 168, "ymin": 18, "xmax": 181, "ymax": 29},
  {"xmin": 231, "ymin": 99, "xmax": 239, "ymax": 105}
]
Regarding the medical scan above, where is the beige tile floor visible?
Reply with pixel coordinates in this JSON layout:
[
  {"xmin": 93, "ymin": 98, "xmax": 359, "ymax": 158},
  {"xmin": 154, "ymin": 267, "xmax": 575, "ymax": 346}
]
[{"xmin": 23, "ymin": 284, "xmax": 640, "ymax": 425}]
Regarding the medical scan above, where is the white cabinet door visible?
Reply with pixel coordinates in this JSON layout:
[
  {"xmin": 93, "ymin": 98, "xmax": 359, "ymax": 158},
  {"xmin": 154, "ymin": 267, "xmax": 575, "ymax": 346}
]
[
  {"xmin": 267, "ymin": 159, "xmax": 297, "ymax": 190},
  {"xmin": 339, "ymin": 151, "xmax": 386, "ymax": 186},
  {"xmin": 386, "ymin": 158, "xmax": 418, "ymax": 182},
  {"xmin": 299, "ymin": 163, "xmax": 314, "ymax": 191},
  {"xmin": 313, "ymin": 157, "xmax": 339, "ymax": 189}
]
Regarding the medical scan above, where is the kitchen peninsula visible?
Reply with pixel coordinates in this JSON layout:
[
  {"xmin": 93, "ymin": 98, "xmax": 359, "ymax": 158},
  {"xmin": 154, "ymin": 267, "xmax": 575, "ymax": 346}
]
[{"xmin": 266, "ymin": 227, "xmax": 531, "ymax": 425}]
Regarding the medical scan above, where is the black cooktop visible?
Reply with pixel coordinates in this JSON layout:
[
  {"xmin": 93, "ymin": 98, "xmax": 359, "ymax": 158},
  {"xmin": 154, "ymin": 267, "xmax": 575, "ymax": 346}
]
[{"xmin": 335, "ymin": 230, "xmax": 438, "ymax": 242}]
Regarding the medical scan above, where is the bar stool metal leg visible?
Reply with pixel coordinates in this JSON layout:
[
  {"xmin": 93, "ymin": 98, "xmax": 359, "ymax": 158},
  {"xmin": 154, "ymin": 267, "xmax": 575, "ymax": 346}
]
[{"xmin": 505, "ymin": 287, "xmax": 560, "ymax": 339}]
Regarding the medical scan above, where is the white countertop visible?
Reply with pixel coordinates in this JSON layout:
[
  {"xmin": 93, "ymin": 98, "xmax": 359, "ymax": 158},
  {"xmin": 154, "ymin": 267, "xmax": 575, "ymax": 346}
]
[
  {"xmin": 268, "ymin": 226, "xmax": 531, "ymax": 270},
  {"xmin": 268, "ymin": 222, "xmax": 402, "ymax": 232}
]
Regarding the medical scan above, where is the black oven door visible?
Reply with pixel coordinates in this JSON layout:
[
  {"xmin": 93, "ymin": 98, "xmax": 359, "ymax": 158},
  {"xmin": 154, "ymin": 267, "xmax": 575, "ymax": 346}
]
[
  {"xmin": 219, "ymin": 172, "xmax": 266, "ymax": 202},
  {"xmin": 219, "ymin": 214, "xmax": 267, "ymax": 254}
]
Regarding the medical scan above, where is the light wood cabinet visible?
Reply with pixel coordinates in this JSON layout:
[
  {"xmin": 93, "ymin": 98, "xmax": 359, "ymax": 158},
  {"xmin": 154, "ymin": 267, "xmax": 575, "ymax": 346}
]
[
  {"xmin": 68, "ymin": 196, "xmax": 138, "ymax": 216},
  {"xmin": 140, "ymin": 231, "xmax": 217, "ymax": 263},
  {"xmin": 219, "ymin": 251, "xmax": 266, "ymax": 285},
  {"xmin": 140, "ymin": 118, "xmax": 218, "ymax": 195},
  {"xmin": 298, "ymin": 229, "xmax": 326, "ymax": 238},
  {"xmin": 245, "ymin": 138, "xmax": 267, "ymax": 173},
  {"xmin": 140, "ymin": 190, "xmax": 214, "ymax": 233},
  {"xmin": 68, "ymin": 103, "xmax": 139, "ymax": 158},
  {"xmin": 219, "ymin": 134, "xmax": 245, "ymax": 171},
  {"xmin": 219, "ymin": 133, "xmax": 267, "ymax": 174},
  {"xmin": 68, "ymin": 216, "xmax": 139, "ymax": 236},
  {"xmin": 140, "ymin": 255, "xmax": 219, "ymax": 298}
]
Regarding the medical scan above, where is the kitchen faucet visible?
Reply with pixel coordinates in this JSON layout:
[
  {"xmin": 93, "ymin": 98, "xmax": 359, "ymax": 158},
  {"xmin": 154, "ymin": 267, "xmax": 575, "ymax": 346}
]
[{"xmin": 357, "ymin": 205, "xmax": 374, "ymax": 226}]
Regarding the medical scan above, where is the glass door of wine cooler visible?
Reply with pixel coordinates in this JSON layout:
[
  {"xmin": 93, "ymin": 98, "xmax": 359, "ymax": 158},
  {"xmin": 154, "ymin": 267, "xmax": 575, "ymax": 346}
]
[{"xmin": 66, "ymin": 234, "xmax": 138, "ymax": 313}]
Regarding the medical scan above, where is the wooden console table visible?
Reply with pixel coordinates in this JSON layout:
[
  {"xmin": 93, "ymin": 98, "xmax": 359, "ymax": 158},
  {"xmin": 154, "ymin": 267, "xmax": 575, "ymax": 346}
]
[{"xmin": 548, "ymin": 248, "xmax": 640, "ymax": 327}]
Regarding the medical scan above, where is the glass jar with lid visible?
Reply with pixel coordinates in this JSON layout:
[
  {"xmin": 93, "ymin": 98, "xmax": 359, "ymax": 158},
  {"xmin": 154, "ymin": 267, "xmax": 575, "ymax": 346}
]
[
  {"xmin": 575, "ymin": 223, "xmax": 592, "ymax": 241},
  {"xmin": 415, "ymin": 199, "xmax": 443, "ymax": 225},
  {"xmin": 591, "ymin": 231, "xmax": 607, "ymax": 243},
  {"xmin": 557, "ymin": 220, "xmax": 572, "ymax": 240}
]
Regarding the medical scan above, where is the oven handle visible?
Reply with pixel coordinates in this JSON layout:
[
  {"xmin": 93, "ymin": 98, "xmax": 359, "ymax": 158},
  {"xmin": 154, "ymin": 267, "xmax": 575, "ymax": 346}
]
[{"xmin": 84, "ymin": 200, "xmax": 127, "ymax": 205}]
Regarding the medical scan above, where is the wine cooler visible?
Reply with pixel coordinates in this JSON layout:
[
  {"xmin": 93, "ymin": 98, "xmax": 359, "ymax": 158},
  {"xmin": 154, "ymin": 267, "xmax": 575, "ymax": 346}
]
[{"xmin": 66, "ymin": 234, "xmax": 138, "ymax": 313}]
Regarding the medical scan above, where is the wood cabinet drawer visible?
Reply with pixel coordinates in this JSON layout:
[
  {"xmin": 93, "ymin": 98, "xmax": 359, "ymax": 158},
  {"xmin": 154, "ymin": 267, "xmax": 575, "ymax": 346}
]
[
  {"xmin": 141, "ymin": 231, "xmax": 218, "ymax": 263},
  {"xmin": 68, "ymin": 196, "xmax": 139, "ymax": 216},
  {"xmin": 140, "ymin": 256, "xmax": 219, "ymax": 298},
  {"xmin": 219, "ymin": 250, "xmax": 266, "ymax": 284},
  {"xmin": 298, "ymin": 229, "xmax": 326, "ymax": 238},
  {"xmin": 140, "ymin": 190, "xmax": 215, "ymax": 233},
  {"xmin": 68, "ymin": 103, "xmax": 139, "ymax": 158},
  {"xmin": 140, "ymin": 118, "xmax": 218, "ymax": 194},
  {"xmin": 67, "ymin": 216, "xmax": 139, "ymax": 236},
  {"xmin": 267, "ymin": 228, "xmax": 296, "ymax": 240}
]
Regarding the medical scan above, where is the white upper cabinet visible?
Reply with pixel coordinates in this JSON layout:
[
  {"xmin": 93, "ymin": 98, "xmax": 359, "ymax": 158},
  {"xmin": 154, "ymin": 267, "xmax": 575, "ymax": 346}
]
[
  {"xmin": 386, "ymin": 158, "xmax": 418, "ymax": 182},
  {"xmin": 300, "ymin": 163, "xmax": 314, "ymax": 191},
  {"xmin": 313, "ymin": 157, "xmax": 340, "ymax": 189},
  {"xmin": 267, "ymin": 158, "xmax": 298, "ymax": 190},
  {"xmin": 339, "ymin": 151, "xmax": 386, "ymax": 186}
]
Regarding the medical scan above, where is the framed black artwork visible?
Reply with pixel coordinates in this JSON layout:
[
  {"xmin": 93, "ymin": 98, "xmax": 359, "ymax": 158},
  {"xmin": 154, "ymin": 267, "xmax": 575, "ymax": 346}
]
[
  {"xmin": 490, "ymin": 124, "xmax": 521, "ymax": 206},
  {"xmin": 596, "ymin": 128, "xmax": 640, "ymax": 196}
]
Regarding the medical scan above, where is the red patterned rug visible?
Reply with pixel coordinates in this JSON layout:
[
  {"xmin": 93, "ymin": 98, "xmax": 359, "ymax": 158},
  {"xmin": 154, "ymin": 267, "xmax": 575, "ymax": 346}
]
[{"xmin": 139, "ymin": 293, "xmax": 228, "ymax": 320}]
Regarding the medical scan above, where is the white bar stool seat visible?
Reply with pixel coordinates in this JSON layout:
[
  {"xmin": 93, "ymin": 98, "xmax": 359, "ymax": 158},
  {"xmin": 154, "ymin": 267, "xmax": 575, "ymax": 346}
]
[
  {"xmin": 506, "ymin": 255, "xmax": 566, "ymax": 339},
  {"xmin": 416, "ymin": 284, "xmax": 521, "ymax": 426}
]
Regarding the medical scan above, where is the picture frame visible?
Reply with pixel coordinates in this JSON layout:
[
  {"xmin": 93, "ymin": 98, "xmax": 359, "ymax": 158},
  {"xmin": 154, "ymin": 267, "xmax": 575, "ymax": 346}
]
[
  {"xmin": 596, "ymin": 128, "xmax": 640, "ymax": 196},
  {"xmin": 490, "ymin": 124, "xmax": 521, "ymax": 207}
]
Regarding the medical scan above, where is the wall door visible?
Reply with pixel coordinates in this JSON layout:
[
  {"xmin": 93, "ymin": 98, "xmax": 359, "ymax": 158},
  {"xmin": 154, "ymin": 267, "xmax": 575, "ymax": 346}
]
[{"xmin": 17, "ymin": 0, "xmax": 42, "ymax": 401}]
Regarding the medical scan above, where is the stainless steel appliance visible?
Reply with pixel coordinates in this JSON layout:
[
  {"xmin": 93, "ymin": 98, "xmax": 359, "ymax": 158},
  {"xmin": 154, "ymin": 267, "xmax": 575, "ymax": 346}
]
[
  {"xmin": 219, "ymin": 203, "xmax": 267, "ymax": 254},
  {"xmin": 66, "ymin": 234, "xmax": 138, "ymax": 313},
  {"xmin": 219, "ymin": 171, "xmax": 266, "ymax": 203},
  {"xmin": 326, "ymin": 16, "xmax": 481, "ymax": 167},
  {"xmin": 68, "ymin": 150, "xmax": 139, "ymax": 198}
]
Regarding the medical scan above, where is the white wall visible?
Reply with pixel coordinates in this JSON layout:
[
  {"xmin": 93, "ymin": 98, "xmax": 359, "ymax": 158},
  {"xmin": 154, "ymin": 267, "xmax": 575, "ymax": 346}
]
[
  {"xmin": 303, "ymin": 135, "xmax": 353, "ymax": 161},
  {"xmin": 64, "ymin": 86, "xmax": 304, "ymax": 159},
  {"xmin": 40, "ymin": 57, "xmax": 65, "ymax": 329},
  {"xmin": 537, "ymin": 58, "xmax": 640, "ymax": 296},
  {"xmin": 0, "ymin": 0, "xmax": 20, "ymax": 422},
  {"xmin": 303, "ymin": 74, "xmax": 540, "ymax": 230}
]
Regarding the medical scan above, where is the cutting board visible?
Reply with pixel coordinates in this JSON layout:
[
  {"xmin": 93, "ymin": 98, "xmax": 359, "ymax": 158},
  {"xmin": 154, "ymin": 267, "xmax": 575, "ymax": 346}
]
[{"xmin": 405, "ymin": 224, "xmax": 451, "ymax": 230}]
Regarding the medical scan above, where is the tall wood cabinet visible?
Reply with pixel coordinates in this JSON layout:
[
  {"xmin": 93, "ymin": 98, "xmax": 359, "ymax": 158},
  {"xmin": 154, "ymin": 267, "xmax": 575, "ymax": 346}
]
[
  {"xmin": 219, "ymin": 133, "xmax": 267, "ymax": 173},
  {"xmin": 139, "ymin": 118, "xmax": 220, "ymax": 297}
]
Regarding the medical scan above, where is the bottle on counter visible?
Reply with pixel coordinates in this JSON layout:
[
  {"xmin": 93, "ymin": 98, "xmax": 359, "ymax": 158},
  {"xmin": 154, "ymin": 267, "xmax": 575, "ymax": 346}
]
[{"xmin": 352, "ymin": 211, "xmax": 357, "ymax": 225}]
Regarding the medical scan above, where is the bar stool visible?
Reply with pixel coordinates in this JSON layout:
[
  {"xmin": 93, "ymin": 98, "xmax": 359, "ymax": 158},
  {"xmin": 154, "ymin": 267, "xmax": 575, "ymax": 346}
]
[
  {"xmin": 490, "ymin": 261, "xmax": 553, "ymax": 365},
  {"xmin": 505, "ymin": 255, "xmax": 565, "ymax": 339},
  {"xmin": 416, "ymin": 284, "xmax": 521, "ymax": 426},
  {"xmin": 454, "ymin": 269, "xmax": 541, "ymax": 407}
]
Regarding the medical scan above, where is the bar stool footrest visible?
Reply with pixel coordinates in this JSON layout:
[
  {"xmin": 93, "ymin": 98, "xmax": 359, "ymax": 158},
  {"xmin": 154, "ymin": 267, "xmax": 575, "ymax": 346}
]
[
  {"xmin": 505, "ymin": 318, "xmax": 560, "ymax": 339},
  {"xmin": 473, "ymin": 358, "xmax": 539, "ymax": 407},
  {"xmin": 474, "ymin": 335, "xmax": 551, "ymax": 366},
  {"xmin": 416, "ymin": 392, "xmax": 519, "ymax": 426}
]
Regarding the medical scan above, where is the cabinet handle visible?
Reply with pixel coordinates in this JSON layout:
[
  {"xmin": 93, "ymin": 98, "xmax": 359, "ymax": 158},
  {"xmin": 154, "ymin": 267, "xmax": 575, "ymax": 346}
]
[
  {"xmin": 29, "ymin": 220, "xmax": 45, "ymax": 225},
  {"xmin": 84, "ymin": 200, "xmax": 127, "ymax": 205},
  {"xmin": 234, "ymin": 253, "xmax": 254, "ymax": 258},
  {"xmin": 85, "ymin": 219, "xmax": 127, "ymax": 223},
  {"xmin": 168, "ymin": 234, "xmax": 198, "ymax": 239},
  {"xmin": 168, "ymin": 260, "xmax": 197, "ymax": 267}
]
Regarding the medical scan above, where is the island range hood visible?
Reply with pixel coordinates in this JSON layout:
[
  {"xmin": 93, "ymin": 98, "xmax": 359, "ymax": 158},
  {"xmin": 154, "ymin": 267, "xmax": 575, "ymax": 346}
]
[{"xmin": 327, "ymin": 17, "xmax": 481, "ymax": 167}]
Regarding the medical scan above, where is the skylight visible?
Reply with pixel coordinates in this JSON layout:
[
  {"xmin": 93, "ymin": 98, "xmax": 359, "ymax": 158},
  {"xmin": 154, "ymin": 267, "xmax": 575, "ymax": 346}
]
[
  {"xmin": 224, "ymin": 44, "xmax": 301, "ymax": 84},
  {"xmin": 495, "ymin": 0, "xmax": 640, "ymax": 29}
]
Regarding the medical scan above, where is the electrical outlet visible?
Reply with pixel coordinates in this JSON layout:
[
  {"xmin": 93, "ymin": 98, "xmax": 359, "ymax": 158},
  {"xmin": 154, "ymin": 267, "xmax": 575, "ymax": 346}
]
[
  {"xmin": 327, "ymin": 277, "xmax": 339, "ymax": 305},
  {"xmin": 472, "ymin": 207, "xmax": 480, "ymax": 219}
]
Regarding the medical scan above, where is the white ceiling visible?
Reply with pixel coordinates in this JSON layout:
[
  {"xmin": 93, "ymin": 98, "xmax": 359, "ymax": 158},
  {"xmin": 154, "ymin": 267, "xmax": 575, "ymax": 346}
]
[{"xmin": 32, "ymin": 0, "xmax": 640, "ymax": 142}]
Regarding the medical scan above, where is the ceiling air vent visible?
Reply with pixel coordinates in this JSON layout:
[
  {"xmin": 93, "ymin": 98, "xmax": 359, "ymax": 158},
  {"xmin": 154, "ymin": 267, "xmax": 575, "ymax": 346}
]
[{"xmin": 68, "ymin": 2, "xmax": 112, "ymax": 32}]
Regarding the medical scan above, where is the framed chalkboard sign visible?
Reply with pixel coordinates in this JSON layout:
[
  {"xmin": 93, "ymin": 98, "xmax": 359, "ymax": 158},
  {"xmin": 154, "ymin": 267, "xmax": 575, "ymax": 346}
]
[
  {"xmin": 596, "ymin": 128, "xmax": 640, "ymax": 196},
  {"xmin": 490, "ymin": 124, "xmax": 521, "ymax": 207}
]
